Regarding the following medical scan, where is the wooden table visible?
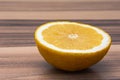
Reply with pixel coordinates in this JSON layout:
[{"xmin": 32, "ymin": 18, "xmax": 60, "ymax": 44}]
[{"xmin": 0, "ymin": 0, "xmax": 120, "ymax": 80}]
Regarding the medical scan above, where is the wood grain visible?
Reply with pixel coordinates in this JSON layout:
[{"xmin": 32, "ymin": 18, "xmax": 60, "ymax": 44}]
[
  {"xmin": 0, "ymin": 1, "xmax": 119, "ymax": 11},
  {"xmin": 0, "ymin": 0, "xmax": 120, "ymax": 80},
  {"xmin": 0, "ymin": 0, "xmax": 120, "ymax": 20},
  {"xmin": 0, "ymin": 20, "xmax": 120, "ymax": 47},
  {"xmin": 1, "ymin": 11, "xmax": 120, "ymax": 20},
  {"xmin": 0, "ymin": 45, "xmax": 120, "ymax": 80}
]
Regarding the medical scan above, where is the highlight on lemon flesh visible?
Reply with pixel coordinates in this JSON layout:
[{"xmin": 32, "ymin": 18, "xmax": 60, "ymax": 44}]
[{"xmin": 34, "ymin": 21, "xmax": 111, "ymax": 71}]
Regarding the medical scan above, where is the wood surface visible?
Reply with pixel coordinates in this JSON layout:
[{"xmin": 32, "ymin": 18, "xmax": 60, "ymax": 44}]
[
  {"xmin": 0, "ymin": 0, "xmax": 120, "ymax": 80},
  {"xmin": 0, "ymin": 0, "xmax": 120, "ymax": 20},
  {"xmin": 0, "ymin": 45, "xmax": 119, "ymax": 80},
  {"xmin": 0, "ymin": 20, "xmax": 120, "ymax": 47}
]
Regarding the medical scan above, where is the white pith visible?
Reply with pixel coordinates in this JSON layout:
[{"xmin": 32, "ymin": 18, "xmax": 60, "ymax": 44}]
[
  {"xmin": 68, "ymin": 34, "xmax": 78, "ymax": 39},
  {"xmin": 36, "ymin": 22, "xmax": 111, "ymax": 53}
]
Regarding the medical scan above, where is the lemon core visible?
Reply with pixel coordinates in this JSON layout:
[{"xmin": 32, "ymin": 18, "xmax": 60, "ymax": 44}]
[{"xmin": 68, "ymin": 34, "xmax": 78, "ymax": 39}]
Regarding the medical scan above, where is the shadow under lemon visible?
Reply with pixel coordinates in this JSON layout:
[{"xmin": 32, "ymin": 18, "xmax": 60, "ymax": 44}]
[{"xmin": 37, "ymin": 60, "xmax": 104, "ymax": 79}]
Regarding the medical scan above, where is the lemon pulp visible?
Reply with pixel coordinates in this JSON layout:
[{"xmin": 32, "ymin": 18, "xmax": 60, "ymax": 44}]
[{"xmin": 42, "ymin": 24, "xmax": 103, "ymax": 50}]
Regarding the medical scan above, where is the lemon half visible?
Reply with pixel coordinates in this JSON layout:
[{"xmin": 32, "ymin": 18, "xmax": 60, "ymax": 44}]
[{"xmin": 34, "ymin": 21, "xmax": 111, "ymax": 71}]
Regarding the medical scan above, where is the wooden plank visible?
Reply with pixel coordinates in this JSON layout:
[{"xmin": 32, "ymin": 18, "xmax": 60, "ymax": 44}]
[
  {"xmin": 0, "ymin": 0, "xmax": 119, "ymax": 20},
  {"xmin": 0, "ymin": 11, "xmax": 120, "ymax": 20},
  {"xmin": 0, "ymin": 45, "xmax": 120, "ymax": 80},
  {"xmin": 0, "ymin": 20, "xmax": 119, "ymax": 47},
  {"xmin": 0, "ymin": 0, "xmax": 119, "ymax": 2},
  {"xmin": 0, "ymin": 1, "xmax": 119, "ymax": 11}
]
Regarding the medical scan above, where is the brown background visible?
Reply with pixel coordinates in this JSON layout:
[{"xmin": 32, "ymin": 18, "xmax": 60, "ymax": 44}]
[{"xmin": 0, "ymin": 0, "xmax": 120, "ymax": 80}]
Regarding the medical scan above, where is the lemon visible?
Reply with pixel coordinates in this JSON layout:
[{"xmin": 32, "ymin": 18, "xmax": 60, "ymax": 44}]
[{"xmin": 34, "ymin": 21, "xmax": 111, "ymax": 71}]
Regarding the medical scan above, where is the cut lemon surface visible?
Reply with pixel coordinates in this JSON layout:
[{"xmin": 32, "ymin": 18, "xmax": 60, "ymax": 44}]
[{"xmin": 34, "ymin": 21, "xmax": 111, "ymax": 71}]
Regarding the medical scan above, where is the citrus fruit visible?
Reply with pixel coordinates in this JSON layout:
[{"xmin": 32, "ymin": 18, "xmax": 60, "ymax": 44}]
[{"xmin": 34, "ymin": 21, "xmax": 111, "ymax": 71}]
